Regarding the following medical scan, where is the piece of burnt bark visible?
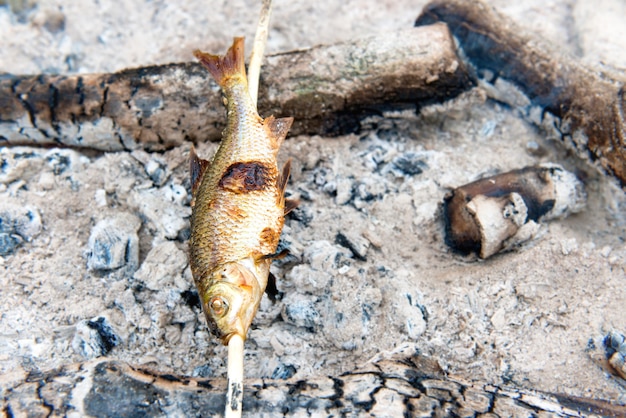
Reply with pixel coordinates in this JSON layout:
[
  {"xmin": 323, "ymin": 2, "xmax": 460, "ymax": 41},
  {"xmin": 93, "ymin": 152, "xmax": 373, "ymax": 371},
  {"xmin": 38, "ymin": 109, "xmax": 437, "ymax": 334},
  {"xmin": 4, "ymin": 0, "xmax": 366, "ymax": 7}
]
[
  {"xmin": 443, "ymin": 164, "xmax": 586, "ymax": 258},
  {"xmin": 415, "ymin": 0, "xmax": 626, "ymax": 187},
  {"xmin": 0, "ymin": 25, "xmax": 472, "ymax": 151},
  {"xmin": 3, "ymin": 347, "xmax": 625, "ymax": 417}
]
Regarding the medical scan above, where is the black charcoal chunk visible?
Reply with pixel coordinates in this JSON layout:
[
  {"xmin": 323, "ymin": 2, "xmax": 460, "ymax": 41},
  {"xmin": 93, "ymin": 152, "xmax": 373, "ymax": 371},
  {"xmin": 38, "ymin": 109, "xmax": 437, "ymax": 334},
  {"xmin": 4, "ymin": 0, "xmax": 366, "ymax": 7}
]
[
  {"xmin": 46, "ymin": 151, "xmax": 72, "ymax": 175},
  {"xmin": 0, "ymin": 233, "xmax": 22, "ymax": 256},
  {"xmin": 282, "ymin": 295, "xmax": 321, "ymax": 332},
  {"xmin": 391, "ymin": 152, "xmax": 428, "ymax": 176},
  {"xmin": 72, "ymin": 316, "xmax": 121, "ymax": 358},
  {"xmin": 604, "ymin": 331, "xmax": 626, "ymax": 358},
  {"xmin": 336, "ymin": 231, "xmax": 369, "ymax": 261},
  {"xmin": 288, "ymin": 205, "xmax": 314, "ymax": 226},
  {"xmin": 145, "ymin": 158, "xmax": 169, "ymax": 186},
  {"xmin": 181, "ymin": 290, "xmax": 200, "ymax": 309},
  {"xmin": 86, "ymin": 214, "xmax": 141, "ymax": 273},
  {"xmin": 0, "ymin": 202, "xmax": 42, "ymax": 255},
  {"xmin": 192, "ymin": 364, "xmax": 213, "ymax": 378},
  {"xmin": 271, "ymin": 363, "xmax": 297, "ymax": 380}
]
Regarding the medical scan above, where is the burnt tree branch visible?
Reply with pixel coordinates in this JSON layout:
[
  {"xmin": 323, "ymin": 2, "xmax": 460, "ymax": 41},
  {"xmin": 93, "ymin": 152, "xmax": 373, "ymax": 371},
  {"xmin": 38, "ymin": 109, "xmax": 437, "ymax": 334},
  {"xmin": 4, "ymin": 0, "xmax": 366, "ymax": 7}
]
[
  {"xmin": 2, "ymin": 350, "xmax": 625, "ymax": 417},
  {"xmin": 0, "ymin": 25, "xmax": 472, "ymax": 152},
  {"xmin": 416, "ymin": 0, "xmax": 626, "ymax": 186}
]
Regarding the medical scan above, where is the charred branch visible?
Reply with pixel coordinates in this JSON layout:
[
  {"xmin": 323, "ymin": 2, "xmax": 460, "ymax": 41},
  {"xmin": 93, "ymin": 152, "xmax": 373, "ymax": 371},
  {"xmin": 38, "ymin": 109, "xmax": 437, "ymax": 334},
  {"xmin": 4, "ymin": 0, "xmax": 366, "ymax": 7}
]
[
  {"xmin": 416, "ymin": 0, "xmax": 626, "ymax": 186},
  {"xmin": 2, "ymin": 350, "xmax": 625, "ymax": 417},
  {"xmin": 0, "ymin": 25, "xmax": 472, "ymax": 152}
]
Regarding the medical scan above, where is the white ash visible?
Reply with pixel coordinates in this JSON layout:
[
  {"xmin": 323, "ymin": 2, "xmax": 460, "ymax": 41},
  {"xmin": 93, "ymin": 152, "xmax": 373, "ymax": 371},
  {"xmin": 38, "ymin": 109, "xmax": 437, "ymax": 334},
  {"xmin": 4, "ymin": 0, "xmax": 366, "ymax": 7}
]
[{"xmin": 1, "ymin": 1, "xmax": 626, "ymax": 403}]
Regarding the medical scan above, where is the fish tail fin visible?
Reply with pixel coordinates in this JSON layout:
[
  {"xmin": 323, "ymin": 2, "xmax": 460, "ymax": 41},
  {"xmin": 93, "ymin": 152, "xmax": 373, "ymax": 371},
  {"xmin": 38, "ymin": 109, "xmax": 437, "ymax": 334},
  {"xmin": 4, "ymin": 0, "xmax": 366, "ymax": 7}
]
[{"xmin": 194, "ymin": 37, "xmax": 247, "ymax": 87}]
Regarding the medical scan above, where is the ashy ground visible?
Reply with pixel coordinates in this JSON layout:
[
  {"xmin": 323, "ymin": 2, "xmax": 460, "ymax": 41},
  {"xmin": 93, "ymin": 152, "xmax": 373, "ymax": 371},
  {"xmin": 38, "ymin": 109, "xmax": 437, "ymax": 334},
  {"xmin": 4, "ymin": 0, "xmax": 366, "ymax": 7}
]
[{"xmin": 0, "ymin": 0, "xmax": 625, "ymax": 406}]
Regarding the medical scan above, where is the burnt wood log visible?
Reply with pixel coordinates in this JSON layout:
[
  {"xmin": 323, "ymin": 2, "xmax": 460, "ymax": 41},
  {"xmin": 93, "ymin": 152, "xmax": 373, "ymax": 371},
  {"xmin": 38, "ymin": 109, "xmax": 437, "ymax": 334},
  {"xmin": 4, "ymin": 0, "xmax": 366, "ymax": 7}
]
[
  {"xmin": 0, "ymin": 24, "xmax": 472, "ymax": 152},
  {"xmin": 416, "ymin": 0, "xmax": 626, "ymax": 187},
  {"xmin": 2, "ymin": 350, "xmax": 625, "ymax": 417}
]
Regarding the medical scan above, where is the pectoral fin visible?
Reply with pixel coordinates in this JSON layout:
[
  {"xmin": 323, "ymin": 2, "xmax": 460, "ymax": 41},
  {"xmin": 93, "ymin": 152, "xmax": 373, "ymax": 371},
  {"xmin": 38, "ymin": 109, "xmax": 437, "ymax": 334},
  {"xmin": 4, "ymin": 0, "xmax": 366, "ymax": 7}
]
[
  {"xmin": 261, "ymin": 248, "xmax": 289, "ymax": 260},
  {"xmin": 284, "ymin": 198, "xmax": 299, "ymax": 215},
  {"xmin": 278, "ymin": 159, "xmax": 291, "ymax": 194},
  {"xmin": 190, "ymin": 146, "xmax": 211, "ymax": 197},
  {"xmin": 278, "ymin": 159, "xmax": 299, "ymax": 214}
]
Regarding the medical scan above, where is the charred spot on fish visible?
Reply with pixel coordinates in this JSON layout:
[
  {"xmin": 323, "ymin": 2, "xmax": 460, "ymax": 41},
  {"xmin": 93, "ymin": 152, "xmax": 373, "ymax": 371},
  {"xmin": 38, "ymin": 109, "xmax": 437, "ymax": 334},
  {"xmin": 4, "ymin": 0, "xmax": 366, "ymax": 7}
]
[
  {"xmin": 219, "ymin": 161, "xmax": 273, "ymax": 193},
  {"xmin": 260, "ymin": 227, "xmax": 278, "ymax": 246},
  {"xmin": 224, "ymin": 204, "xmax": 247, "ymax": 220}
]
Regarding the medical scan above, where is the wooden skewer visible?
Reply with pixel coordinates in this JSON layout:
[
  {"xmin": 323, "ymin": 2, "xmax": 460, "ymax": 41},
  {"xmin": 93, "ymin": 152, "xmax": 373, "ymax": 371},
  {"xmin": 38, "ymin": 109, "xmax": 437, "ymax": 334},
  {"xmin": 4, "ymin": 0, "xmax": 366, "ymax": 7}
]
[
  {"xmin": 225, "ymin": 334, "xmax": 245, "ymax": 418},
  {"xmin": 248, "ymin": 0, "xmax": 272, "ymax": 106},
  {"xmin": 225, "ymin": 2, "xmax": 273, "ymax": 417}
]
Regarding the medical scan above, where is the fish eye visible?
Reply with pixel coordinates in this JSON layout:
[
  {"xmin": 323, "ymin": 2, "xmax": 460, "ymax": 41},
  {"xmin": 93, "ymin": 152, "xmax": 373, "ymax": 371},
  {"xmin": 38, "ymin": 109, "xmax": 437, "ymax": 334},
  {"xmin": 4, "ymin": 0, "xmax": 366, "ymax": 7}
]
[{"xmin": 209, "ymin": 296, "xmax": 228, "ymax": 317}]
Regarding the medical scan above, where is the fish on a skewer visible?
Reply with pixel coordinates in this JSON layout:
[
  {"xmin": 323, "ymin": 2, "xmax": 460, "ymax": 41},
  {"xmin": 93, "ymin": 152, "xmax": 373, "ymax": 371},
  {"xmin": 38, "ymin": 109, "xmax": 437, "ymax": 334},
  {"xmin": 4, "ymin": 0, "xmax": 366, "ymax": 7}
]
[{"xmin": 189, "ymin": 37, "xmax": 297, "ymax": 345}]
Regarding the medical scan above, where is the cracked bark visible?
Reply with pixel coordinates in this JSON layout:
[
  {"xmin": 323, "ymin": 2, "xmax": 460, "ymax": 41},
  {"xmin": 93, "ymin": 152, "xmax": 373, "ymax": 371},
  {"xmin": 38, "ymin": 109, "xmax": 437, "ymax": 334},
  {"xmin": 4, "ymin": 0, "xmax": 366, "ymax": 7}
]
[
  {"xmin": 2, "ymin": 351, "xmax": 624, "ymax": 417},
  {"xmin": 415, "ymin": 0, "xmax": 626, "ymax": 187},
  {"xmin": 0, "ymin": 24, "xmax": 472, "ymax": 153}
]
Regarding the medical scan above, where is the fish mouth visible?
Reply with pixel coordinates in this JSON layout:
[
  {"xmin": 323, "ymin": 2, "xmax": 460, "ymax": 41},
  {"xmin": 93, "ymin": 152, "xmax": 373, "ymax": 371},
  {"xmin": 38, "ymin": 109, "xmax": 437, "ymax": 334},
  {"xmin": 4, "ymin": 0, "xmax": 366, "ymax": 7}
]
[{"xmin": 220, "ymin": 319, "xmax": 247, "ymax": 345}]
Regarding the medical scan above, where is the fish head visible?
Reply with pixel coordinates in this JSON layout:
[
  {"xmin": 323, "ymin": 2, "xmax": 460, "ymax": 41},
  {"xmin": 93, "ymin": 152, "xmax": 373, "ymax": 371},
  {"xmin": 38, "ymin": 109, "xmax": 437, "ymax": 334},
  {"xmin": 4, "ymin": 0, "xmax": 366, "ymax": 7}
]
[{"xmin": 201, "ymin": 261, "xmax": 264, "ymax": 344}]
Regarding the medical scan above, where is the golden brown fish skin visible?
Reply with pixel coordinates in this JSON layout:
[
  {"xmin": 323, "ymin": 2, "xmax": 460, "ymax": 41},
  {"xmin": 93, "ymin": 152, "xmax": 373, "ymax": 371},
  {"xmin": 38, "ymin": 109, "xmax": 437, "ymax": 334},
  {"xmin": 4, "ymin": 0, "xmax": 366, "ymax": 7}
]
[{"xmin": 189, "ymin": 37, "xmax": 293, "ymax": 345}]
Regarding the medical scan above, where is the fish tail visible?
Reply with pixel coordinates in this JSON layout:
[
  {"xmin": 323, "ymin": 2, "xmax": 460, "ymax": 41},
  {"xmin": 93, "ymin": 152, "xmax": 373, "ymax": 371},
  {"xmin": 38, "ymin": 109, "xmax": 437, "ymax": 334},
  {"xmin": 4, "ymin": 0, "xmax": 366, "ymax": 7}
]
[{"xmin": 194, "ymin": 37, "xmax": 247, "ymax": 87}]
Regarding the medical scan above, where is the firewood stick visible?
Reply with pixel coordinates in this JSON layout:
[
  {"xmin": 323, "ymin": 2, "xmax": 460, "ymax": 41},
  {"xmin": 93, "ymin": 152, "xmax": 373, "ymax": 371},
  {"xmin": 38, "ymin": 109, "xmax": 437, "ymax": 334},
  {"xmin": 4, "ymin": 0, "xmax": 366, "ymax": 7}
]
[{"xmin": 2, "ymin": 353, "xmax": 624, "ymax": 417}]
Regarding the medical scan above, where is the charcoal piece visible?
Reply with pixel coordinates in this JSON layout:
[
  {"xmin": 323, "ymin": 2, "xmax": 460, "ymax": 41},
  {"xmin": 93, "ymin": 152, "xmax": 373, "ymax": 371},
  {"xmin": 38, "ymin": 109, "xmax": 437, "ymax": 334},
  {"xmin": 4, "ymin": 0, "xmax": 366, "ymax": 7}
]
[
  {"xmin": 336, "ymin": 231, "xmax": 369, "ymax": 261},
  {"xmin": 271, "ymin": 363, "xmax": 297, "ymax": 380},
  {"xmin": 391, "ymin": 152, "xmax": 428, "ymax": 176},
  {"xmin": 132, "ymin": 150, "xmax": 170, "ymax": 186},
  {"xmin": 45, "ymin": 149, "xmax": 75, "ymax": 175},
  {"xmin": 85, "ymin": 213, "xmax": 141, "ymax": 272},
  {"xmin": 0, "ymin": 202, "xmax": 42, "ymax": 256},
  {"xmin": 287, "ymin": 205, "xmax": 313, "ymax": 226},
  {"xmin": 0, "ymin": 233, "xmax": 22, "ymax": 256},
  {"xmin": 281, "ymin": 295, "xmax": 321, "ymax": 331},
  {"xmin": 145, "ymin": 158, "xmax": 169, "ymax": 186},
  {"xmin": 72, "ymin": 316, "xmax": 121, "ymax": 359}
]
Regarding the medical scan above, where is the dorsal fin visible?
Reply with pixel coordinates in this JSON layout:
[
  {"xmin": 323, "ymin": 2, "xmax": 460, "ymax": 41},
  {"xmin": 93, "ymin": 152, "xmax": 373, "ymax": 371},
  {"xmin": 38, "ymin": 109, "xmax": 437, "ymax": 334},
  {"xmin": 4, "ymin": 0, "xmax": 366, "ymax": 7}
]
[
  {"xmin": 264, "ymin": 116, "xmax": 294, "ymax": 149},
  {"xmin": 194, "ymin": 37, "xmax": 247, "ymax": 87},
  {"xmin": 190, "ymin": 146, "xmax": 210, "ymax": 196}
]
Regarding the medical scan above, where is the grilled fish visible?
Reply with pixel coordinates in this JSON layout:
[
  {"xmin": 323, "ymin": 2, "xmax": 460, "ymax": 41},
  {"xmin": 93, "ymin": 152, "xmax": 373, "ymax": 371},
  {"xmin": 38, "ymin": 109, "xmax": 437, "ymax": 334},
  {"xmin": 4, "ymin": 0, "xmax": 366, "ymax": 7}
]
[{"xmin": 189, "ymin": 37, "xmax": 295, "ymax": 345}]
